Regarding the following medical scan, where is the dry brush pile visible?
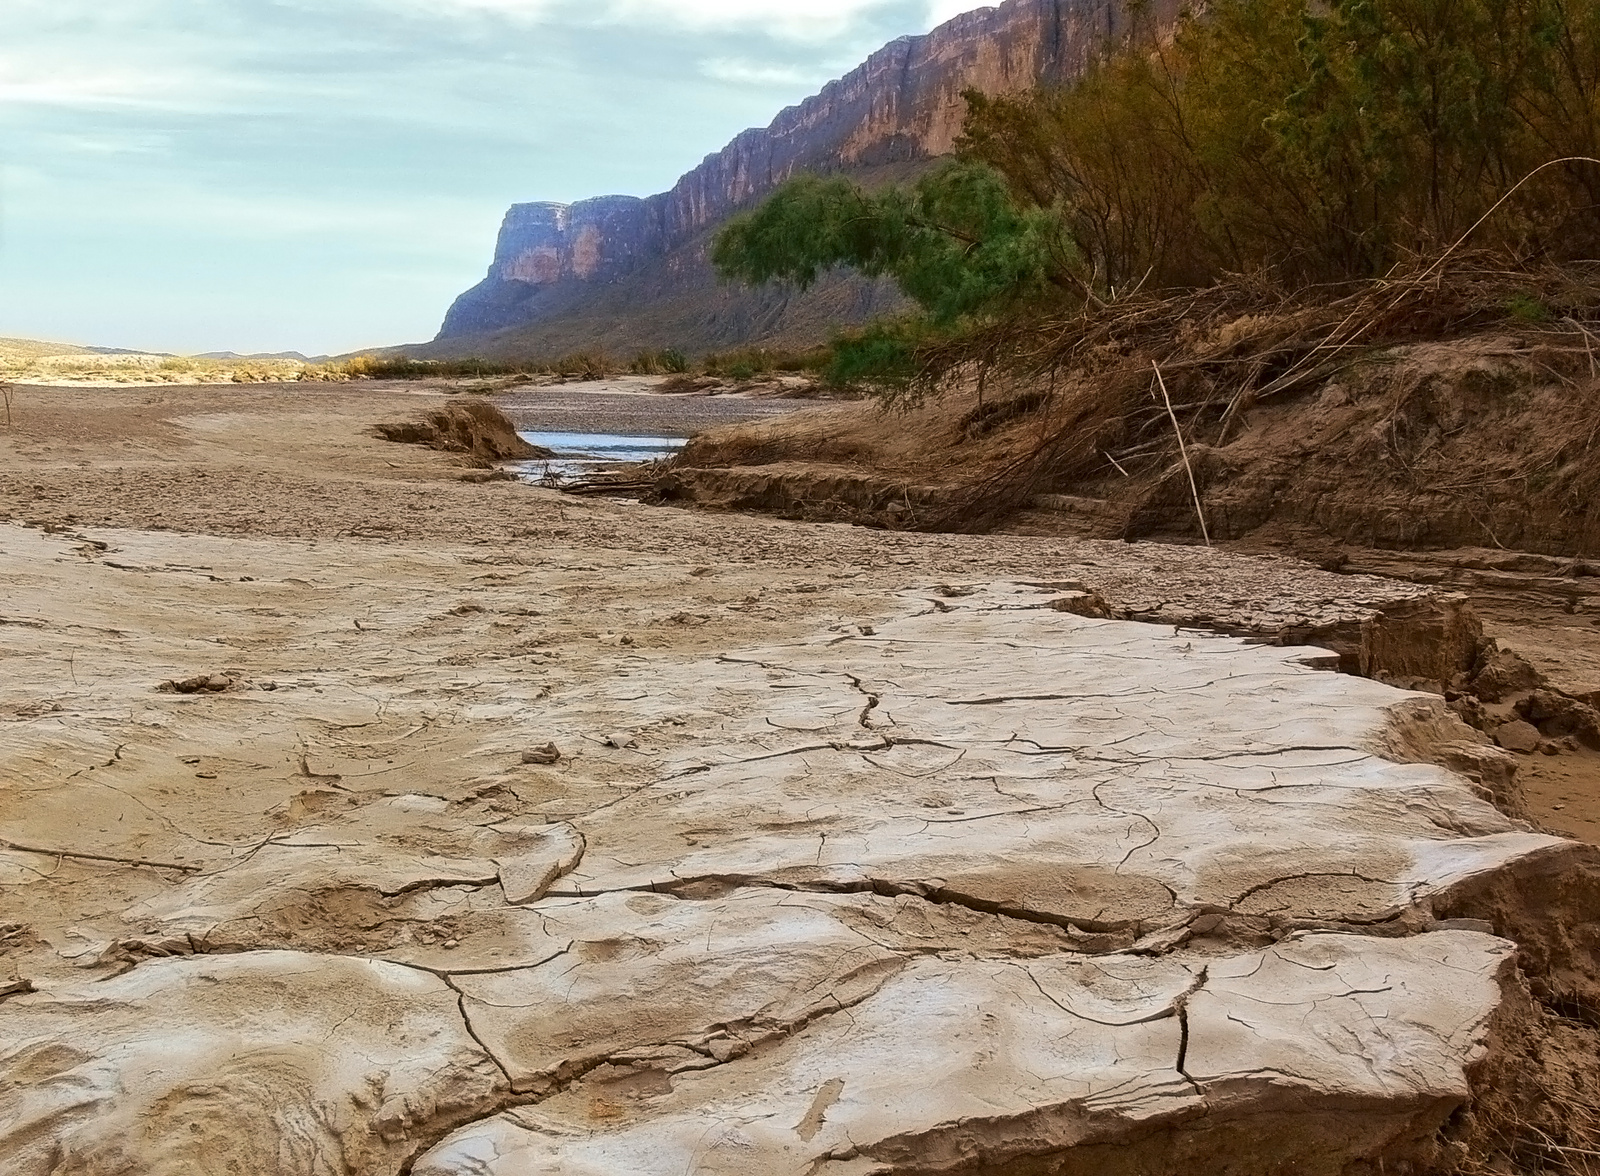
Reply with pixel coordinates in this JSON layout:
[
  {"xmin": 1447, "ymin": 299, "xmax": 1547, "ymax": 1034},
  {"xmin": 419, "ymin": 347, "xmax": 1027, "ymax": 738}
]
[{"xmin": 898, "ymin": 260, "xmax": 1600, "ymax": 540}]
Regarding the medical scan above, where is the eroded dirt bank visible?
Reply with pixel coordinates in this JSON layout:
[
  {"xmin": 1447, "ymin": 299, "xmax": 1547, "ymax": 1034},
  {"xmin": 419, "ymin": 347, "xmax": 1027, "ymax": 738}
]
[{"xmin": 2, "ymin": 382, "xmax": 1598, "ymax": 1175}]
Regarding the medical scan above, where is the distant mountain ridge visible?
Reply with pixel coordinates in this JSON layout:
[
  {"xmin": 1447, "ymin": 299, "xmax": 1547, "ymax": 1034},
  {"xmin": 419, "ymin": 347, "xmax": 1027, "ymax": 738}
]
[
  {"xmin": 195, "ymin": 350, "xmax": 311, "ymax": 362},
  {"xmin": 426, "ymin": 0, "xmax": 1171, "ymax": 359}
]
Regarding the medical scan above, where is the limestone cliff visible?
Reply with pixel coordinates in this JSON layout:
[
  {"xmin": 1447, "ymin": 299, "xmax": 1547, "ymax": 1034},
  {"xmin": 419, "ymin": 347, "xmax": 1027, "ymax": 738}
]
[{"xmin": 432, "ymin": 0, "xmax": 1167, "ymax": 356}]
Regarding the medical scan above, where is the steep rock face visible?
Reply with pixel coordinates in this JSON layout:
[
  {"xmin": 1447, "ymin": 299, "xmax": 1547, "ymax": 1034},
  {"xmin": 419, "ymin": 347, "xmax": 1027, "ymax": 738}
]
[
  {"xmin": 492, "ymin": 198, "xmax": 659, "ymax": 286},
  {"xmin": 433, "ymin": 0, "xmax": 1169, "ymax": 354}
]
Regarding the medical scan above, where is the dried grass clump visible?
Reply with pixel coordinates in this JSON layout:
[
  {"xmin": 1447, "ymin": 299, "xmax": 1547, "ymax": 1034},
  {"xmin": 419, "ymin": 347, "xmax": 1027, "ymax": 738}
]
[
  {"xmin": 1440, "ymin": 1004, "xmax": 1600, "ymax": 1176},
  {"xmin": 909, "ymin": 260, "xmax": 1600, "ymax": 532}
]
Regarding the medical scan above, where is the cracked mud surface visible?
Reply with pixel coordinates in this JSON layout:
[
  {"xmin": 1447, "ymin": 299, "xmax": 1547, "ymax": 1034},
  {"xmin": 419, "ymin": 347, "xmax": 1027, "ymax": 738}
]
[{"xmin": 2, "ymin": 382, "xmax": 1598, "ymax": 1175}]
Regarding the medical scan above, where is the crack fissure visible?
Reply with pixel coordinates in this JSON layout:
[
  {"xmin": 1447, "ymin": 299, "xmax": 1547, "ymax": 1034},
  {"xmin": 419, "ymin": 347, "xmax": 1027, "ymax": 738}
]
[
  {"xmin": 557, "ymin": 871, "xmax": 1159, "ymax": 936},
  {"xmin": 1175, "ymin": 967, "xmax": 1209, "ymax": 1094},
  {"xmin": 395, "ymin": 958, "xmax": 898, "ymax": 1174},
  {"xmin": 1226, "ymin": 871, "xmax": 1407, "ymax": 911},
  {"xmin": 845, "ymin": 674, "xmax": 881, "ymax": 729}
]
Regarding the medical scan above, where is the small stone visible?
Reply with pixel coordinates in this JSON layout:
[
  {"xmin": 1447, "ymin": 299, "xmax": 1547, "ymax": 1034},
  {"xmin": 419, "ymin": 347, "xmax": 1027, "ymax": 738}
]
[
  {"xmin": 620, "ymin": 634, "xmax": 635, "ymax": 646},
  {"xmin": 442, "ymin": 939, "xmax": 460, "ymax": 950},
  {"xmin": 1493, "ymin": 720, "xmax": 1541, "ymax": 754},
  {"xmin": 1051, "ymin": 592, "xmax": 1112, "ymax": 619},
  {"xmin": 604, "ymin": 732, "xmax": 638, "ymax": 750},
  {"xmin": 522, "ymin": 744, "xmax": 561, "ymax": 765},
  {"xmin": 163, "ymin": 674, "xmax": 232, "ymax": 695},
  {"xmin": 706, "ymin": 1037, "xmax": 744, "ymax": 1063}
]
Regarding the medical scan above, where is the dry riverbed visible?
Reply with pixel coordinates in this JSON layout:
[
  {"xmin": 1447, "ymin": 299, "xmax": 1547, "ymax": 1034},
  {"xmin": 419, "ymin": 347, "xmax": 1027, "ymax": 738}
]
[{"xmin": 1, "ymin": 381, "xmax": 1597, "ymax": 1175}]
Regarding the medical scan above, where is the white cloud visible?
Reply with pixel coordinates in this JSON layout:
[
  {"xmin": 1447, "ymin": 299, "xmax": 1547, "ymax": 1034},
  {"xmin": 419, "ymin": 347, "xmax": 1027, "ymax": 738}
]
[
  {"xmin": 608, "ymin": 0, "xmax": 899, "ymax": 37},
  {"xmin": 2, "ymin": 0, "xmax": 942, "ymax": 352},
  {"xmin": 423, "ymin": 0, "xmax": 991, "ymax": 41},
  {"xmin": 0, "ymin": 64, "xmax": 196, "ymax": 111},
  {"xmin": 699, "ymin": 57, "xmax": 821, "ymax": 86},
  {"xmin": 396, "ymin": 0, "xmax": 905, "ymax": 39}
]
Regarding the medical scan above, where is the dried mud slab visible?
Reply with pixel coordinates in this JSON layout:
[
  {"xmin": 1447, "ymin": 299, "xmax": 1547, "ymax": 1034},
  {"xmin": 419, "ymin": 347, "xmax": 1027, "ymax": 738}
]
[
  {"xmin": 1, "ymin": 526, "xmax": 1596, "ymax": 1175},
  {"xmin": 1, "ymin": 952, "xmax": 504, "ymax": 1176},
  {"xmin": 416, "ymin": 931, "xmax": 1516, "ymax": 1176}
]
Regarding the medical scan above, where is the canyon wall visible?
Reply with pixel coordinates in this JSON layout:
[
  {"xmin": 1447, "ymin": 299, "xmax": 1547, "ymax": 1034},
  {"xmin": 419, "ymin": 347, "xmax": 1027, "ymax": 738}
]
[{"xmin": 430, "ymin": 0, "xmax": 1166, "ymax": 358}]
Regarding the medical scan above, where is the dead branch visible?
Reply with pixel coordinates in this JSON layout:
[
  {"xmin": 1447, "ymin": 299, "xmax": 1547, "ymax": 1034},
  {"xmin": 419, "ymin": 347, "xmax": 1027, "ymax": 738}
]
[{"xmin": 1153, "ymin": 362, "xmax": 1210, "ymax": 546}]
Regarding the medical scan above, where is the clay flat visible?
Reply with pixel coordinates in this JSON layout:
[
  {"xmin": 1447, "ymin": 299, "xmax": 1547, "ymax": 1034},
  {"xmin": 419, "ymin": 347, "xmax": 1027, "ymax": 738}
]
[{"xmin": 1, "ymin": 382, "xmax": 1596, "ymax": 1175}]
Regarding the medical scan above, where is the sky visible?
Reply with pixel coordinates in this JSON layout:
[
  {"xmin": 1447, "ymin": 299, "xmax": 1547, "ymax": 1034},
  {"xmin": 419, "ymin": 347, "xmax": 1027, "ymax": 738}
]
[{"xmin": 0, "ymin": 0, "xmax": 980, "ymax": 356}]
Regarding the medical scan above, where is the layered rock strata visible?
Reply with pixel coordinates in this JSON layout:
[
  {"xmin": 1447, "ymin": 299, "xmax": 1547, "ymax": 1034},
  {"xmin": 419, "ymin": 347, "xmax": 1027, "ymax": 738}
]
[
  {"xmin": 2, "ymin": 523, "xmax": 1596, "ymax": 1174},
  {"xmin": 432, "ymin": 0, "xmax": 1176, "ymax": 356}
]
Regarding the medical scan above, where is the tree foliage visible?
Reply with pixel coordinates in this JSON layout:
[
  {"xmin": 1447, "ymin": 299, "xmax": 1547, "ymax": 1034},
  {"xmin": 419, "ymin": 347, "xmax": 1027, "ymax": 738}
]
[
  {"xmin": 711, "ymin": 162, "xmax": 1079, "ymax": 326},
  {"xmin": 960, "ymin": 0, "xmax": 1600, "ymax": 287},
  {"xmin": 713, "ymin": 0, "xmax": 1600, "ymax": 386}
]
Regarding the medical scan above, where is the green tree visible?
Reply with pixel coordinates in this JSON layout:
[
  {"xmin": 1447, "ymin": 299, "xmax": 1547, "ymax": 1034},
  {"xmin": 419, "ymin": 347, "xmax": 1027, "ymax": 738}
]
[{"xmin": 712, "ymin": 161, "xmax": 1080, "ymax": 326}]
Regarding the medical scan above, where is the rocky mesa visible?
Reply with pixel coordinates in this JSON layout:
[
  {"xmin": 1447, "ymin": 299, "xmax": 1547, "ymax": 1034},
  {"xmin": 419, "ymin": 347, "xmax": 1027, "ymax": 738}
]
[{"xmin": 428, "ymin": 0, "xmax": 1172, "ymax": 358}]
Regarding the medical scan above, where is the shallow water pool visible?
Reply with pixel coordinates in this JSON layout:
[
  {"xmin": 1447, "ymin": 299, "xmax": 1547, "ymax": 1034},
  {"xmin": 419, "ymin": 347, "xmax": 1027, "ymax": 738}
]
[{"xmin": 510, "ymin": 430, "xmax": 687, "ymax": 480}]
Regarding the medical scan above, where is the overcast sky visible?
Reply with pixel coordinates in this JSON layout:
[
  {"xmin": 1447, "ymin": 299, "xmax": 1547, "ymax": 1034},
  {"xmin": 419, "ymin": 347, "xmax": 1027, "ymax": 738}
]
[{"xmin": 0, "ymin": 0, "xmax": 977, "ymax": 356}]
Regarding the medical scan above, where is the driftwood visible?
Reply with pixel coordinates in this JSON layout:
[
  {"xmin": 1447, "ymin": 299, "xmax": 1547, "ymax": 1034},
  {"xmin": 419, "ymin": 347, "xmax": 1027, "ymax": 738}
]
[
  {"xmin": 1153, "ymin": 361, "xmax": 1211, "ymax": 547},
  {"xmin": 562, "ymin": 479, "xmax": 657, "ymax": 497}
]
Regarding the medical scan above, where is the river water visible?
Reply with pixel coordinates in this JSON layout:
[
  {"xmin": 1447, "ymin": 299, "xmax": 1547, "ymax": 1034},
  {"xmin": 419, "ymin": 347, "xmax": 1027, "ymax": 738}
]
[{"xmin": 510, "ymin": 430, "xmax": 687, "ymax": 480}]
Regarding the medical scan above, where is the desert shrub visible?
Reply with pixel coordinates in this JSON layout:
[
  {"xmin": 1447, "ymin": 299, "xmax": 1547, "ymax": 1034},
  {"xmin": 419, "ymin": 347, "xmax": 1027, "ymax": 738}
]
[
  {"xmin": 715, "ymin": 0, "xmax": 1600, "ymax": 392},
  {"xmin": 702, "ymin": 350, "xmax": 762, "ymax": 378},
  {"xmin": 988, "ymin": 0, "xmax": 1600, "ymax": 280},
  {"xmin": 628, "ymin": 348, "xmax": 691, "ymax": 375},
  {"xmin": 328, "ymin": 356, "xmax": 555, "ymax": 380},
  {"xmin": 822, "ymin": 320, "xmax": 932, "ymax": 400},
  {"xmin": 552, "ymin": 351, "xmax": 611, "ymax": 379},
  {"xmin": 964, "ymin": 0, "xmax": 1600, "ymax": 286},
  {"xmin": 1505, "ymin": 292, "xmax": 1554, "ymax": 323},
  {"xmin": 701, "ymin": 347, "xmax": 828, "ymax": 378}
]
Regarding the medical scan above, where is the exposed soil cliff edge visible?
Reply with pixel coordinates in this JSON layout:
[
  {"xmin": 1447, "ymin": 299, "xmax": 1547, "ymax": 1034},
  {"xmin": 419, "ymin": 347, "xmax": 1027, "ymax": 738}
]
[
  {"xmin": 429, "ymin": 0, "xmax": 1174, "ymax": 357},
  {"xmin": 372, "ymin": 399, "xmax": 546, "ymax": 465},
  {"xmin": 662, "ymin": 336, "xmax": 1600, "ymax": 555}
]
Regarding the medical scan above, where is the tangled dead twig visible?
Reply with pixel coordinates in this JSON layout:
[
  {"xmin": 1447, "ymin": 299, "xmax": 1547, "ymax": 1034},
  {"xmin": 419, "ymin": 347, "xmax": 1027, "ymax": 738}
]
[{"xmin": 901, "ymin": 258, "xmax": 1600, "ymax": 534}]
